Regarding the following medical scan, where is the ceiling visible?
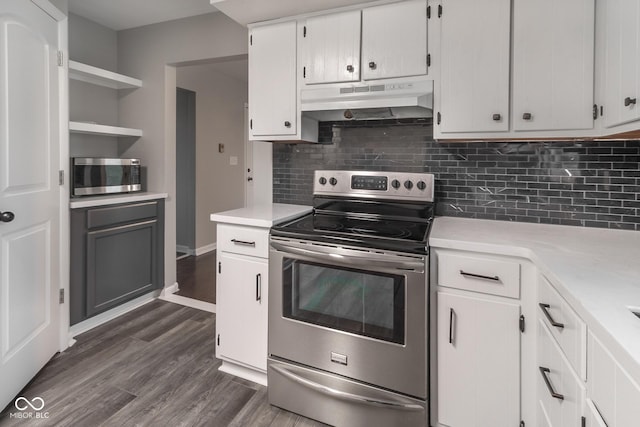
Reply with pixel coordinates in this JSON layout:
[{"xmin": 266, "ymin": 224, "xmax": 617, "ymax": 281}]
[{"xmin": 68, "ymin": 0, "xmax": 219, "ymax": 31}]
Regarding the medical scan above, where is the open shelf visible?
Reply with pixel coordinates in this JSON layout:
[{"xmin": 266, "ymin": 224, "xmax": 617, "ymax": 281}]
[
  {"xmin": 69, "ymin": 60, "xmax": 142, "ymax": 89},
  {"xmin": 69, "ymin": 121, "xmax": 143, "ymax": 137}
]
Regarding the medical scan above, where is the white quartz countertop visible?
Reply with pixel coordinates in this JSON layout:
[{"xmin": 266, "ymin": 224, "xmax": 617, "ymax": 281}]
[
  {"xmin": 430, "ymin": 216, "xmax": 640, "ymax": 383},
  {"xmin": 210, "ymin": 203, "xmax": 312, "ymax": 228},
  {"xmin": 69, "ymin": 192, "xmax": 168, "ymax": 209}
]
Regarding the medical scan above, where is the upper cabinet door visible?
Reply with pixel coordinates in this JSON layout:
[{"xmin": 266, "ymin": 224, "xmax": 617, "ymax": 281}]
[
  {"xmin": 248, "ymin": 22, "xmax": 297, "ymax": 137},
  {"xmin": 513, "ymin": 0, "xmax": 595, "ymax": 132},
  {"xmin": 302, "ymin": 10, "xmax": 361, "ymax": 84},
  {"xmin": 601, "ymin": 0, "xmax": 640, "ymax": 128},
  {"xmin": 361, "ymin": 0, "xmax": 428, "ymax": 80},
  {"xmin": 439, "ymin": 0, "xmax": 511, "ymax": 133}
]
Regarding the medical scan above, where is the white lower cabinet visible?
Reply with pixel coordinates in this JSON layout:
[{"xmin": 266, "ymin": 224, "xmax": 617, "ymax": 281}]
[
  {"xmin": 583, "ymin": 399, "xmax": 607, "ymax": 427},
  {"xmin": 436, "ymin": 292, "xmax": 520, "ymax": 427}
]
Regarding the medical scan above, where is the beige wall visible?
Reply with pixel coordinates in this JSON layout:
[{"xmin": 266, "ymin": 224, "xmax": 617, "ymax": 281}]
[
  {"xmin": 177, "ymin": 62, "xmax": 248, "ymax": 249},
  {"xmin": 117, "ymin": 13, "xmax": 248, "ymax": 288}
]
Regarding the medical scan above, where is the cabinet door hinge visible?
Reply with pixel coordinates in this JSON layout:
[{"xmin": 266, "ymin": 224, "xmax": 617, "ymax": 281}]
[
  {"xmin": 57, "ymin": 50, "xmax": 64, "ymax": 67},
  {"xmin": 581, "ymin": 416, "xmax": 586, "ymax": 427},
  {"xmin": 249, "ymin": 119, "xmax": 252, "ymax": 130},
  {"xmin": 59, "ymin": 170, "xmax": 64, "ymax": 186},
  {"xmin": 427, "ymin": 54, "xmax": 431, "ymax": 67},
  {"xmin": 217, "ymin": 334, "xmax": 220, "ymax": 346},
  {"xmin": 427, "ymin": 5, "xmax": 431, "ymax": 18},
  {"xmin": 59, "ymin": 289, "xmax": 64, "ymax": 304},
  {"xmin": 303, "ymin": 26, "xmax": 307, "ymax": 37},
  {"xmin": 249, "ymin": 34, "xmax": 252, "ymax": 46},
  {"xmin": 437, "ymin": 111, "xmax": 442, "ymax": 125},
  {"xmin": 438, "ymin": 4, "xmax": 443, "ymax": 18},
  {"xmin": 218, "ymin": 261, "xmax": 221, "ymax": 273},
  {"xmin": 520, "ymin": 315, "xmax": 526, "ymax": 333},
  {"xmin": 303, "ymin": 66, "xmax": 306, "ymax": 78},
  {"xmin": 593, "ymin": 104, "xmax": 598, "ymax": 120}
]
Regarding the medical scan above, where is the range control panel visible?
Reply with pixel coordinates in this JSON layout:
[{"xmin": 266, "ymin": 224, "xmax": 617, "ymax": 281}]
[{"xmin": 314, "ymin": 170, "xmax": 435, "ymax": 202}]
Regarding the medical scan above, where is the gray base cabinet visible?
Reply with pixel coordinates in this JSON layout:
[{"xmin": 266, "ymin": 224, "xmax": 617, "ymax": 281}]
[{"xmin": 71, "ymin": 199, "xmax": 164, "ymax": 325}]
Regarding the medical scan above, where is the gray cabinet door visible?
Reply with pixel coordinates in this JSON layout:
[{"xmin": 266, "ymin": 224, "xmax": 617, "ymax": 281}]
[{"xmin": 86, "ymin": 219, "xmax": 157, "ymax": 317}]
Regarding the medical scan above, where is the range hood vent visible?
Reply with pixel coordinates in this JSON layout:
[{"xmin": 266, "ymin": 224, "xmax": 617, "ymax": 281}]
[{"xmin": 301, "ymin": 79, "xmax": 433, "ymax": 122}]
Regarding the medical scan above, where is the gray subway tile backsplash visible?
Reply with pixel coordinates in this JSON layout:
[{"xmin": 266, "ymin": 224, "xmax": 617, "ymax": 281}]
[{"xmin": 273, "ymin": 119, "xmax": 640, "ymax": 231}]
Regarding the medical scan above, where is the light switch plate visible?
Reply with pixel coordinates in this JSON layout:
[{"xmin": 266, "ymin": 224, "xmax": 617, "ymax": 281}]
[{"xmin": 230, "ymin": 156, "xmax": 238, "ymax": 166}]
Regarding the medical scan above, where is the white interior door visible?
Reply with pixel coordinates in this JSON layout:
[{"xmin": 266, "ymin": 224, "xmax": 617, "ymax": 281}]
[{"xmin": 0, "ymin": 0, "xmax": 60, "ymax": 411}]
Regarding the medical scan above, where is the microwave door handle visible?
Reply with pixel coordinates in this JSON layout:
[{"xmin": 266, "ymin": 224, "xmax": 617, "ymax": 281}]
[{"xmin": 270, "ymin": 241, "xmax": 424, "ymax": 271}]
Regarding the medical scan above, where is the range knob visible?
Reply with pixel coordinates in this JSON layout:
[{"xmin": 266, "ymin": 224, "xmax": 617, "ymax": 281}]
[
  {"xmin": 319, "ymin": 177, "xmax": 327, "ymax": 185},
  {"xmin": 417, "ymin": 181, "xmax": 426, "ymax": 190},
  {"xmin": 329, "ymin": 177, "xmax": 338, "ymax": 186},
  {"xmin": 404, "ymin": 180, "xmax": 413, "ymax": 190},
  {"xmin": 391, "ymin": 179, "xmax": 401, "ymax": 189}
]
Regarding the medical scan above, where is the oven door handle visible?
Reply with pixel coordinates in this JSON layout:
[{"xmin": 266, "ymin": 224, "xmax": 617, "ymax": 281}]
[
  {"xmin": 270, "ymin": 241, "xmax": 425, "ymax": 272},
  {"xmin": 270, "ymin": 363, "xmax": 424, "ymax": 411}
]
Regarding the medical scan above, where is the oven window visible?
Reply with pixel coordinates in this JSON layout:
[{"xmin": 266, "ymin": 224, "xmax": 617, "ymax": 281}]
[{"xmin": 282, "ymin": 259, "xmax": 405, "ymax": 345}]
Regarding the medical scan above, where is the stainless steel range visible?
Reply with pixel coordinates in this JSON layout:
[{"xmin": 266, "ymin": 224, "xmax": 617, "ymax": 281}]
[{"xmin": 268, "ymin": 170, "xmax": 435, "ymax": 427}]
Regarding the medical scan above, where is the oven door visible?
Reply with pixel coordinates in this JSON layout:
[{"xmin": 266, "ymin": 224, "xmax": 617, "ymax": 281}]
[{"xmin": 269, "ymin": 237, "xmax": 427, "ymax": 399}]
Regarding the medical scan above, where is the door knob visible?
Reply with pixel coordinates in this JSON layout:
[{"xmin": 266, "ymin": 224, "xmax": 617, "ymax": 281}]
[
  {"xmin": 624, "ymin": 97, "xmax": 637, "ymax": 107},
  {"xmin": 0, "ymin": 211, "xmax": 15, "ymax": 223}
]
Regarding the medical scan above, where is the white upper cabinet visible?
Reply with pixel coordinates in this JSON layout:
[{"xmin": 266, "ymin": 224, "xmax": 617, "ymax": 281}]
[
  {"xmin": 512, "ymin": 0, "xmax": 595, "ymax": 132},
  {"xmin": 302, "ymin": 10, "xmax": 361, "ymax": 84},
  {"xmin": 361, "ymin": 0, "xmax": 428, "ymax": 80},
  {"xmin": 439, "ymin": 0, "xmax": 511, "ymax": 133},
  {"xmin": 599, "ymin": 0, "xmax": 640, "ymax": 129},
  {"xmin": 248, "ymin": 21, "xmax": 297, "ymax": 138}
]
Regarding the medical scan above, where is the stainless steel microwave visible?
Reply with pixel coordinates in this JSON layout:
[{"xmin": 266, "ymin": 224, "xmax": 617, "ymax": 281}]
[{"xmin": 72, "ymin": 158, "xmax": 141, "ymax": 196}]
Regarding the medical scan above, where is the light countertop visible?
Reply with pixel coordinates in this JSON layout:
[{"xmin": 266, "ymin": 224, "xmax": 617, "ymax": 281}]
[
  {"xmin": 210, "ymin": 203, "xmax": 312, "ymax": 228},
  {"xmin": 69, "ymin": 192, "xmax": 168, "ymax": 209},
  {"xmin": 430, "ymin": 216, "xmax": 640, "ymax": 384}
]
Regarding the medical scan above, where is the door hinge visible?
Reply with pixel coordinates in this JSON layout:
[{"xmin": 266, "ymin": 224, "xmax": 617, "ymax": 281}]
[
  {"xmin": 427, "ymin": 5, "xmax": 431, "ymax": 18},
  {"xmin": 581, "ymin": 416, "xmax": 586, "ymax": 427},
  {"xmin": 593, "ymin": 104, "xmax": 598, "ymax": 120},
  {"xmin": 59, "ymin": 170, "xmax": 64, "ymax": 185},
  {"xmin": 303, "ymin": 26, "xmax": 307, "ymax": 37},
  {"xmin": 427, "ymin": 54, "xmax": 431, "ymax": 67},
  {"xmin": 437, "ymin": 111, "xmax": 442, "ymax": 125},
  {"xmin": 600, "ymin": 105, "xmax": 604, "ymax": 117},
  {"xmin": 57, "ymin": 50, "xmax": 64, "ymax": 67},
  {"xmin": 218, "ymin": 261, "xmax": 221, "ymax": 273},
  {"xmin": 303, "ymin": 66, "xmax": 306, "ymax": 78},
  {"xmin": 249, "ymin": 34, "xmax": 252, "ymax": 46},
  {"xmin": 520, "ymin": 315, "xmax": 526, "ymax": 333},
  {"xmin": 438, "ymin": 4, "xmax": 443, "ymax": 18},
  {"xmin": 249, "ymin": 119, "xmax": 252, "ymax": 130},
  {"xmin": 217, "ymin": 334, "xmax": 220, "ymax": 346},
  {"xmin": 59, "ymin": 289, "xmax": 64, "ymax": 304}
]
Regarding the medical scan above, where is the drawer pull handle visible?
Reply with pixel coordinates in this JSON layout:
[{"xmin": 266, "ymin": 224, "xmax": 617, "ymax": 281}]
[
  {"xmin": 539, "ymin": 303, "xmax": 565, "ymax": 329},
  {"xmin": 459, "ymin": 270, "xmax": 500, "ymax": 282},
  {"xmin": 256, "ymin": 273, "xmax": 262, "ymax": 302},
  {"xmin": 449, "ymin": 308, "xmax": 455, "ymax": 344},
  {"xmin": 231, "ymin": 239, "xmax": 256, "ymax": 247},
  {"xmin": 539, "ymin": 366, "xmax": 564, "ymax": 400}
]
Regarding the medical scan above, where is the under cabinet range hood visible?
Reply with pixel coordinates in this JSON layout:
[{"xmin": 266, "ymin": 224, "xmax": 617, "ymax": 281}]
[{"xmin": 301, "ymin": 79, "xmax": 433, "ymax": 122}]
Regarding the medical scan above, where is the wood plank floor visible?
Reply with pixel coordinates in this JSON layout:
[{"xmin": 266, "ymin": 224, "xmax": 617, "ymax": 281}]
[
  {"xmin": 176, "ymin": 251, "xmax": 216, "ymax": 304},
  {"xmin": 0, "ymin": 300, "xmax": 327, "ymax": 427}
]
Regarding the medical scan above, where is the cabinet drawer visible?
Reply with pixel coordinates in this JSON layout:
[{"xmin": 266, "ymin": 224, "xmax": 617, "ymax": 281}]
[
  {"xmin": 217, "ymin": 224, "xmax": 270, "ymax": 258},
  {"xmin": 537, "ymin": 319, "xmax": 585, "ymax": 427},
  {"xmin": 436, "ymin": 250, "xmax": 521, "ymax": 298},
  {"xmin": 87, "ymin": 201, "xmax": 158, "ymax": 229},
  {"xmin": 538, "ymin": 276, "xmax": 587, "ymax": 380}
]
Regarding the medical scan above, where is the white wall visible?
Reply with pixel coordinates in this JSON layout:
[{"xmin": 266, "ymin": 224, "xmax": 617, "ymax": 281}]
[
  {"xmin": 117, "ymin": 12, "xmax": 248, "ymax": 288},
  {"xmin": 177, "ymin": 61, "xmax": 248, "ymax": 249}
]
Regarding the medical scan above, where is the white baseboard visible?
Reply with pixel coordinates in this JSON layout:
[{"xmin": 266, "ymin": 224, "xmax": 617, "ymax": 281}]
[
  {"xmin": 176, "ymin": 245, "xmax": 195, "ymax": 256},
  {"xmin": 219, "ymin": 361, "xmax": 267, "ymax": 386},
  {"xmin": 68, "ymin": 291, "xmax": 159, "ymax": 339},
  {"xmin": 160, "ymin": 293, "xmax": 216, "ymax": 313},
  {"xmin": 195, "ymin": 243, "xmax": 216, "ymax": 256},
  {"xmin": 162, "ymin": 282, "xmax": 180, "ymax": 295}
]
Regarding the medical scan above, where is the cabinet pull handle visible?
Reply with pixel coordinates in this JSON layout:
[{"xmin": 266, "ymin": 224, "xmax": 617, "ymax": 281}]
[
  {"xmin": 346, "ymin": 64, "xmax": 354, "ymax": 73},
  {"xmin": 459, "ymin": 270, "xmax": 500, "ymax": 282},
  {"xmin": 284, "ymin": 121, "xmax": 291, "ymax": 128},
  {"xmin": 624, "ymin": 97, "xmax": 637, "ymax": 107},
  {"xmin": 368, "ymin": 61, "xmax": 377, "ymax": 70},
  {"xmin": 231, "ymin": 239, "xmax": 256, "ymax": 247},
  {"xmin": 449, "ymin": 308, "xmax": 455, "ymax": 344},
  {"xmin": 522, "ymin": 112, "xmax": 532, "ymax": 120},
  {"xmin": 492, "ymin": 113, "xmax": 502, "ymax": 121},
  {"xmin": 539, "ymin": 367, "xmax": 564, "ymax": 400},
  {"xmin": 539, "ymin": 303, "xmax": 565, "ymax": 329},
  {"xmin": 256, "ymin": 273, "xmax": 262, "ymax": 302}
]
